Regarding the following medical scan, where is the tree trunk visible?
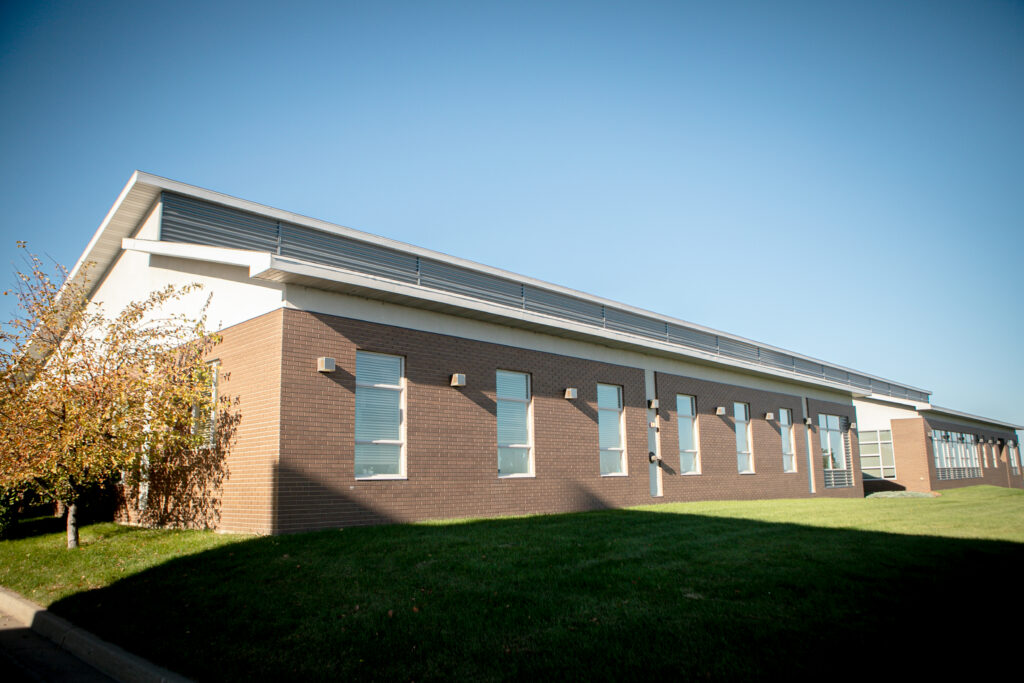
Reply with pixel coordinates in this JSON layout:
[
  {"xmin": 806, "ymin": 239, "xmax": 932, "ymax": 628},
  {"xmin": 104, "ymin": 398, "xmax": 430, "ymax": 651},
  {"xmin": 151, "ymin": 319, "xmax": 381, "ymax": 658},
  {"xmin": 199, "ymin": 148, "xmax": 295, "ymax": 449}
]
[{"xmin": 66, "ymin": 503, "xmax": 79, "ymax": 549}]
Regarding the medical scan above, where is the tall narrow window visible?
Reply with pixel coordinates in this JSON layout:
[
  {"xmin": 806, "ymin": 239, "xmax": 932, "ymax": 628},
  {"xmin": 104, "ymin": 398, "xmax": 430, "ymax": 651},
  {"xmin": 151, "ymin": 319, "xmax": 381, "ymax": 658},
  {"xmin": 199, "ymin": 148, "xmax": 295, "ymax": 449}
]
[
  {"xmin": 598, "ymin": 384, "xmax": 626, "ymax": 475},
  {"xmin": 355, "ymin": 351, "xmax": 405, "ymax": 478},
  {"xmin": 819, "ymin": 414, "xmax": 845, "ymax": 470},
  {"xmin": 991, "ymin": 441, "xmax": 1000, "ymax": 468},
  {"xmin": 193, "ymin": 360, "xmax": 219, "ymax": 447},
  {"xmin": 1010, "ymin": 442, "xmax": 1020, "ymax": 474},
  {"xmin": 677, "ymin": 395, "xmax": 699, "ymax": 474},
  {"xmin": 981, "ymin": 440, "xmax": 989, "ymax": 468},
  {"xmin": 735, "ymin": 402, "xmax": 753, "ymax": 473},
  {"xmin": 497, "ymin": 370, "xmax": 533, "ymax": 477},
  {"xmin": 780, "ymin": 408, "xmax": 795, "ymax": 472}
]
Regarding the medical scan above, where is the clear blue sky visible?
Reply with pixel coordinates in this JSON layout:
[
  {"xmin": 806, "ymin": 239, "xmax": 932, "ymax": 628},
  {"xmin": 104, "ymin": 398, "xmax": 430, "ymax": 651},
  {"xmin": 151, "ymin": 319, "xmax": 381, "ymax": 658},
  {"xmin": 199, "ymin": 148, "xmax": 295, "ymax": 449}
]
[{"xmin": 1, "ymin": 1, "xmax": 1022, "ymax": 426}]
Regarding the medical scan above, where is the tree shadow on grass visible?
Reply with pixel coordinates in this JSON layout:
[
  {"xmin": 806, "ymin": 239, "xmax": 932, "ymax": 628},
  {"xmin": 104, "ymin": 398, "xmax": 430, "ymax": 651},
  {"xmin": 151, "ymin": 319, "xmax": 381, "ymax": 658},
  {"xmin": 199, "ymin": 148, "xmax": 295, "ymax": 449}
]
[{"xmin": 46, "ymin": 509, "xmax": 1023, "ymax": 682}]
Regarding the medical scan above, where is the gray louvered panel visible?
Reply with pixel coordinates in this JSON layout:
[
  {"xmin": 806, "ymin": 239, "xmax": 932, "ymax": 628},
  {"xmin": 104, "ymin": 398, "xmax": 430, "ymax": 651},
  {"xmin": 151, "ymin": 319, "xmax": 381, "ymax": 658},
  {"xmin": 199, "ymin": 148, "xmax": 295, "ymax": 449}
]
[
  {"xmin": 605, "ymin": 308, "xmax": 665, "ymax": 340},
  {"xmin": 719, "ymin": 338, "xmax": 758, "ymax": 362},
  {"xmin": 870, "ymin": 379, "xmax": 890, "ymax": 395},
  {"xmin": 419, "ymin": 259, "xmax": 522, "ymax": 307},
  {"xmin": 523, "ymin": 287, "xmax": 604, "ymax": 326},
  {"xmin": 824, "ymin": 366, "xmax": 847, "ymax": 383},
  {"xmin": 279, "ymin": 223, "xmax": 418, "ymax": 284},
  {"xmin": 759, "ymin": 348, "xmax": 794, "ymax": 370},
  {"xmin": 668, "ymin": 325, "xmax": 718, "ymax": 352},
  {"xmin": 161, "ymin": 193, "xmax": 279, "ymax": 251},
  {"xmin": 848, "ymin": 373, "xmax": 871, "ymax": 390},
  {"xmin": 890, "ymin": 385, "xmax": 908, "ymax": 399},
  {"xmin": 823, "ymin": 470, "xmax": 853, "ymax": 488},
  {"xmin": 794, "ymin": 358, "xmax": 823, "ymax": 376},
  {"xmin": 909, "ymin": 390, "xmax": 929, "ymax": 402}
]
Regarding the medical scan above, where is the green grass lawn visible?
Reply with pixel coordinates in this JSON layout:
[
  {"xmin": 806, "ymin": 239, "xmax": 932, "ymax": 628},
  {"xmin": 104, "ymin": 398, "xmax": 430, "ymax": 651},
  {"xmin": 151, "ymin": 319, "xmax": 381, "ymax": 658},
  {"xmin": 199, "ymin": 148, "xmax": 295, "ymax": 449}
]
[{"xmin": 2, "ymin": 486, "xmax": 1022, "ymax": 681}]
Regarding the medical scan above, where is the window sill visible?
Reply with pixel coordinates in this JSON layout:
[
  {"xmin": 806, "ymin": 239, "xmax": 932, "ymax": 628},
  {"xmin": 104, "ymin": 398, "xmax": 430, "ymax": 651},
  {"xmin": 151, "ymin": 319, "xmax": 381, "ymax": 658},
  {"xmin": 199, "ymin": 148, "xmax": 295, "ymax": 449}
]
[
  {"xmin": 738, "ymin": 471, "xmax": 756, "ymax": 475},
  {"xmin": 355, "ymin": 475, "xmax": 408, "ymax": 481},
  {"xmin": 600, "ymin": 472, "xmax": 628, "ymax": 478},
  {"xmin": 680, "ymin": 471, "xmax": 702, "ymax": 476},
  {"xmin": 498, "ymin": 473, "xmax": 536, "ymax": 479}
]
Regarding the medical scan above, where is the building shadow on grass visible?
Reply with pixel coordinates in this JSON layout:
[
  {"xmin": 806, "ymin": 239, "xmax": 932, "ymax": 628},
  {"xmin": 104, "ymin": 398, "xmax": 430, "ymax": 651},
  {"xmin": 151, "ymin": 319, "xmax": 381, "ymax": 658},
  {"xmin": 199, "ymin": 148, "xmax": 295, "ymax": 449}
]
[{"xmin": 45, "ymin": 507, "xmax": 1023, "ymax": 682}]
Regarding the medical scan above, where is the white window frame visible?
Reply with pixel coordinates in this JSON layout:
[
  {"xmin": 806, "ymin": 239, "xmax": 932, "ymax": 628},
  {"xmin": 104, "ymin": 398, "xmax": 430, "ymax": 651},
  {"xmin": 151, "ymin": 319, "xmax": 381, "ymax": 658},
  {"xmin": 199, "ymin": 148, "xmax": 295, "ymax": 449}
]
[
  {"xmin": 497, "ymin": 370, "xmax": 534, "ymax": 478},
  {"xmin": 192, "ymin": 360, "xmax": 220, "ymax": 448},
  {"xmin": 598, "ymin": 383, "xmax": 627, "ymax": 476},
  {"xmin": 780, "ymin": 408, "xmax": 796, "ymax": 473},
  {"xmin": 857, "ymin": 429, "xmax": 896, "ymax": 480},
  {"xmin": 677, "ymin": 394, "xmax": 700, "ymax": 475},
  {"xmin": 735, "ymin": 402, "xmax": 754, "ymax": 474},
  {"xmin": 354, "ymin": 351, "xmax": 407, "ymax": 480}
]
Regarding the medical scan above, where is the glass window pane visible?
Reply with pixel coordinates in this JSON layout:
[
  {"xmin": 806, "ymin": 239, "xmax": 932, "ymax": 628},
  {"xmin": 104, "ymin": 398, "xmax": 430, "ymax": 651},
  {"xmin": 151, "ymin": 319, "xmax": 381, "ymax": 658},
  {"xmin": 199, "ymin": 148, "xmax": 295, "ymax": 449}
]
[
  {"xmin": 356, "ymin": 352, "xmax": 402, "ymax": 385},
  {"xmin": 496, "ymin": 371, "xmax": 529, "ymax": 400},
  {"xmin": 829, "ymin": 431, "xmax": 844, "ymax": 468},
  {"xmin": 827, "ymin": 415, "xmax": 840, "ymax": 430},
  {"xmin": 782, "ymin": 431, "xmax": 793, "ymax": 456},
  {"xmin": 818, "ymin": 414, "xmax": 827, "ymax": 428},
  {"xmin": 497, "ymin": 400, "xmax": 529, "ymax": 445},
  {"xmin": 677, "ymin": 394, "xmax": 695, "ymax": 417},
  {"xmin": 600, "ymin": 450, "xmax": 624, "ymax": 475},
  {"xmin": 738, "ymin": 452, "xmax": 752, "ymax": 472},
  {"xmin": 680, "ymin": 452, "xmax": 697, "ymax": 473},
  {"xmin": 879, "ymin": 430, "xmax": 892, "ymax": 441},
  {"xmin": 859, "ymin": 444, "xmax": 880, "ymax": 455},
  {"xmin": 734, "ymin": 402, "xmax": 748, "ymax": 421},
  {"xmin": 597, "ymin": 384, "xmax": 621, "ymax": 410},
  {"xmin": 861, "ymin": 455, "xmax": 882, "ymax": 467},
  {"xmin": 499, "ymin": 447, "xmax": 530, "ymax": 475},
  {"xmin": 355, "ymin": 387, "xmax": 401, "ymax": 441},
  {"xmin": 882, "ymin": 467, "xmax": 896, "ymax": 478},
  {"xmin": 599, "ymin": 408, "xmax": 622, "ymax": 449},
  {"xmin": 779, "ymin": 408, "xmax": 791, "ymax": 425},
  {"xmin": 862, "ymin": 470, "xmax": 879, "ymax": 479},
  {"xmin": 880, "ymin": 443, "xmax": 894, "ymax": 466},
  {"xmin": 736, "ymin": 424, "xmax": 750, "ymax": 453},
  {"xmin": 355, "ymin": 443, "xmax": 401, "ymax": 477},
  {"xmin": 678, "ymin": 416, "xmax": 696, "ymax": 452}
]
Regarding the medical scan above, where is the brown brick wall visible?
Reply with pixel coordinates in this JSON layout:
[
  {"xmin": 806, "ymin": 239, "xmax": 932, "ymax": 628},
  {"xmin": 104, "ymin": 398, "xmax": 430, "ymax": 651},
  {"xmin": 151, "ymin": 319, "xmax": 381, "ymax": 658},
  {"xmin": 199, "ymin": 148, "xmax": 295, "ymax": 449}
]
[
  {"xmin": 890, "ymin": 418, "xmax": 932, "ymax": 493},
  {"xmin": 263, "ymin": 309, "xmax": 865, "ymax": 533},
  {"xmin": 653, "ymin": 373, "xmax": 852, "ymax": 501},
  {"xmin": 212, "ymin": 310, "xmax": 283, "ymax": 534}
]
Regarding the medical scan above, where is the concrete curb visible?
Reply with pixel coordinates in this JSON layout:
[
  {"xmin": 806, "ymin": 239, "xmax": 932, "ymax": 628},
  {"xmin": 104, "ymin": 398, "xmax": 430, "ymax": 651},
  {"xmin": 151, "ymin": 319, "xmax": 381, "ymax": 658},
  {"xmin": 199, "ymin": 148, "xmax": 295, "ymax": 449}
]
[{"xmin": 0, "ymin": 585, "xmax": 191, "ymax": 683}]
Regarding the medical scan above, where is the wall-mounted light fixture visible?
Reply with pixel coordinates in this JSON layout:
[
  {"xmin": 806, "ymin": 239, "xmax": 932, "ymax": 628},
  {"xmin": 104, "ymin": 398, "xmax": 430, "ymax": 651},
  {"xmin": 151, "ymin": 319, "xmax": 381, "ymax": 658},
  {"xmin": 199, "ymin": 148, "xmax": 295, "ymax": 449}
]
[
  {"xmin": 804, "ymin": 417, "xmax": 813, "ymax": 426},
  {"xmin": 317, "ymin": 357, "xmax": 336, "ymax": 373},
  {"xmin": 564, "ymin": 387, "xmax": 578, "ymax": 400},
  {"xmin": 849, "ymin": 422, "xmax": 858, "ymax": 430},
  {"xmin": 648, "ymin": 399, "xmax": 659, "ymax": 410},
  {"xmin": 450, "ymin": 373, "xmax": 466, "ymax": 387},
  {"xmin": 764, "ymin": 412, "xmax": 775, "ymax": 421},
  {"xmin": 715, "ymin": 406, "xmax": 727, "ymax": 416}
]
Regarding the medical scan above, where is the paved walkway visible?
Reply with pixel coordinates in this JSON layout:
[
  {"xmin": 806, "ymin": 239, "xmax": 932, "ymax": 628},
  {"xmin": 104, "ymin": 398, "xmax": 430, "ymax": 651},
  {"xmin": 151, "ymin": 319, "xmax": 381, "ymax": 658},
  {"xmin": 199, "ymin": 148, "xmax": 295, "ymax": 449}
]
[{"xmin": 0, "ymin": 606, "xmax": 114, "ymax": 682}]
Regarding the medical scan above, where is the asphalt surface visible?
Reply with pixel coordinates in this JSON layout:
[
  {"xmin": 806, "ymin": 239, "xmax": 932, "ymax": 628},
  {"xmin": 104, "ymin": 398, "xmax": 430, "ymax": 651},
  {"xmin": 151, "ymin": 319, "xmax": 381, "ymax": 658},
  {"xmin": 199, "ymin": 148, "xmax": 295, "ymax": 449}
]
[{"xmin": 0, "ymin": 606, "xmax": 115, "ymax": 682}]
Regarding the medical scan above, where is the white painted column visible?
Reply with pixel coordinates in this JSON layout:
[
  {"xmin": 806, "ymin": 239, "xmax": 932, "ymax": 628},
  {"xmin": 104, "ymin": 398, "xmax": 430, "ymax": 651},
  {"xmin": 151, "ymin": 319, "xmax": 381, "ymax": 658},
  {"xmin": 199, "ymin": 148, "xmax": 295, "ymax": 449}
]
[
  {"xmin": 646, "ymin": 368, "xmax": 663, "ymax": 497},
  {"xmin": 802, "ymin": 396, "xmax": 816, "ymax": 494}
]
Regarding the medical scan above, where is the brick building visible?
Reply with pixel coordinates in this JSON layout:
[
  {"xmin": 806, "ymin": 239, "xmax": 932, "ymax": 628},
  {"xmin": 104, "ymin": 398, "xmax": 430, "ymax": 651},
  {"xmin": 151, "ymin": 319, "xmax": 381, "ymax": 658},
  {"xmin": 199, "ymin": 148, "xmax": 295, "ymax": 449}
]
[{"xmin": 69, "ymin": 172, "xmax": 1021, "ymax": 534}]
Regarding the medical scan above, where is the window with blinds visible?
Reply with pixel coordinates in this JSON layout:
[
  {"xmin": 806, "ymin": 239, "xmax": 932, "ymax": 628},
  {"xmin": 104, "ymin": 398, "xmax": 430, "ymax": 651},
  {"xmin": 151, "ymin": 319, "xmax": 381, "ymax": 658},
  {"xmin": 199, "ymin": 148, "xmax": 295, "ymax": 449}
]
[
  {"xmin": 497, "ymin": 370, "xmax": 533, "ymax": 476},
  {"xmin": 780, "ymin": 408, "xmax": 796, "ymax": 473},
  {"xmin": 735, "ymin": 402, "xmax": 753, "ymax": 473},
  {"xmin": 355, "ymin": 351, "xmax": 405, "ymax": 478},
  {"xmin": 598, "ymin": 384, "xmax": 626, "ymax": 476},
  {"xmin": 677, "ymin": 395, "xmax": 699, "ymax": 474}
]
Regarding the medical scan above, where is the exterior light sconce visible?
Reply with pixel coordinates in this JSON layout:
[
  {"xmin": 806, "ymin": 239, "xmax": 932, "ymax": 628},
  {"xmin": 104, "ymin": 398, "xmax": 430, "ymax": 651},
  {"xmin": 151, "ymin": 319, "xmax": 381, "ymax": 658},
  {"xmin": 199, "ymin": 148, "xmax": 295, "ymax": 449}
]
[
  {"xmin": 715, "ymin": 406, "xmax": 727, "ymax": 416},
  {"xmin": 804, "ymin": 417, "xmax": 813, "ymax": 426},
  {"xmin": 989, "ymin": 438, "xmax": 995, "ymax": 444},
  {"xmin": 564, "ymin": 387, "xmax": 578, "ymax": 400},
  {"xmin": 649, "ymin": 452, "xmax": 663, "ymax": 463},
  {"xmin": 849, "ymin": 422, "xmax": 857, "ymax": 430},
  {"xmin": 450, "ymin": 373, "xmax": 466, "ymax": 387},
  {"xmin": 317, "ymin": 357, "xmax": 336, "ymax": 373},
  {"xmin": 648, "ymin": 399, "xmax": 659, "ymax": 410},
  {"xmin": 764, "ymin": 412, "xmax": 775, "ymax": 421}
]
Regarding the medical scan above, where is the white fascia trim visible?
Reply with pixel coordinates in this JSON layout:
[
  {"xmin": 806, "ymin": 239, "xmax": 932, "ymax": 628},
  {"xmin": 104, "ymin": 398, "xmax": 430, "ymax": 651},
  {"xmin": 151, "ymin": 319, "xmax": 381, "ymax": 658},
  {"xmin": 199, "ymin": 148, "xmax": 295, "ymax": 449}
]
[
  {"xmin": 921, "ymin": 405, "xmax": 1023, "ymax": 431},
  {"xmin": 68, "ymin": 171, "xmax": 143, "ymax": 287},
  {"xmin": 126, "ymin": 171, "xmax": 929, "ymax": 397},
  {"xmin": 859, "ymin": 394, "xmax": 931, "ymax": 410},
  {"xmin": 252, "ymin": 253, "xmax": 865, "ymax": 396},
  {"xmin": 121, "ymin": 238, "xmax": 273, "ymax": 274}
]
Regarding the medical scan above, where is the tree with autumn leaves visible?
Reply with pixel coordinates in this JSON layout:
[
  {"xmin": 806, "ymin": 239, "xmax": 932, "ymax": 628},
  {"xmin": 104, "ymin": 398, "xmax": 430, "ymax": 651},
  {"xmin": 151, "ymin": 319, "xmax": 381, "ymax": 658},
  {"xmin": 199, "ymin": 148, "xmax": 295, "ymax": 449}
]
[{"xmin": 0, "ymin": 244, "xmax": 231, "ymax": 548}]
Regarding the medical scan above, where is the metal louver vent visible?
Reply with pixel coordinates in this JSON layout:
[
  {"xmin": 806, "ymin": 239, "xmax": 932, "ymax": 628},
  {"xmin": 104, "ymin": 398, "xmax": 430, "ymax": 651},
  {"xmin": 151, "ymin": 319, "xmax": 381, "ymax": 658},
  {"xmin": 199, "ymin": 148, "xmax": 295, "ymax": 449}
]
[
  {"xmin": 279, "ymin": 222, "xmax": 419, "ymax": 284},
  {"xmin": 419, "ymin": 260, "xmax": 523, "ymax": 307},
  {"xmin": 161, "ymin": 193, "xmax": 279, "ymax": 252},
  {"xmin": 155, "ymin": 192, "xmax": 928, "ymax": 402},
  {"xmin": 667, "ymin": 325, "xmax": 718, "ymax": 352},
  {"xmin": 524, "ymin": 287, "xmax": 604, "ymax": 326},
  {"xmin": 605, "ymin": 308, "xmax": 666, "ymax": 340},
  {"xmin": 719, "ymin": 338, "xmax": 758, "ymax": 362}
]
